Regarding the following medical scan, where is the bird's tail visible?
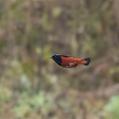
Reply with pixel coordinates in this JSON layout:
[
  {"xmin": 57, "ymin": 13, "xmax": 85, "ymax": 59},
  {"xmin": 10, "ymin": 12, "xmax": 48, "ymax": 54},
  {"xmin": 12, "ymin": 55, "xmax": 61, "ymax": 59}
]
[{"xmin": 83, "ymin": 57, "xmax": 91, "ymax": 65}]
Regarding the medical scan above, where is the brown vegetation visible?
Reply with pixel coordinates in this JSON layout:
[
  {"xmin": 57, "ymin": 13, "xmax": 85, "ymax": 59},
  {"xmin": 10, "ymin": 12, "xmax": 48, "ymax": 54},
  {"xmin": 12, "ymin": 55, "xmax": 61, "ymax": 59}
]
[{"xmin": 0, "ymin": 0, "xmax": 119, "ymax": 119}]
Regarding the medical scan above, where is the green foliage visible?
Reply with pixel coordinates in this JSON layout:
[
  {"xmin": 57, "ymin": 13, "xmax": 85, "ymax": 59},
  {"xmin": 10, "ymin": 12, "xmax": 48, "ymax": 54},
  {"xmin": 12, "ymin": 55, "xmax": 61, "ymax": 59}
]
[
  {"xmin": 0, "ymin": 40, "xmax": 6, "ymax": 51},
  {"xmin": 104, "ymin": 96, "xmax": 119, "ymax": 119},
  {"xmin": 0, "ymin": 87, "xmax": 12, "ymax": 103},
  {"xmin": 41, "ymin": 13, "xmax": 54, "ymax": 31},
  {"xmin": 109, "ymin": 67, "xmax": 119, "ymax": 82},
  {"xmin": 10, "ymin": 0, "xmax": 25, "ymax": 20},
  {"xmin": 52, "ymin": 7, "xmax": 62, "ymax": 18},
  {"xmin": 13, "ymin": 91, "xmax": 54, "ymax": 118}
]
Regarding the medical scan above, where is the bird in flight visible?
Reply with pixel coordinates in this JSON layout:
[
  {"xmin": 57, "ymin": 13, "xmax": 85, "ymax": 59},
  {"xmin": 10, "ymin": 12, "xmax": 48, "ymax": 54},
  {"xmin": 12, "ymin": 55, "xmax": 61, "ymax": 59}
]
[{"xmin": 51, "ymin": 54, "xmax": 91, "ymax": 68}]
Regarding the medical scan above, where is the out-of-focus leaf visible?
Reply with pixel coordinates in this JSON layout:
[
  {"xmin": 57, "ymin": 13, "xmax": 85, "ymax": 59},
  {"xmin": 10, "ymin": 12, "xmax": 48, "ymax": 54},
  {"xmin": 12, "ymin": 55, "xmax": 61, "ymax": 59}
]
[
  {"xmin": 52, "ymin": 7, "xmax": 62, "ymax": 18},
  {"xmin": 41, "ymin": 13, "xmax": 54, "ymax": 31},
  {"xmin": 104, "ymin": 96, "xmax": 119, "ymax": 119},
  {"xmin": 0, "ymin": 87, "xmax": 12, "ymax": 102}
]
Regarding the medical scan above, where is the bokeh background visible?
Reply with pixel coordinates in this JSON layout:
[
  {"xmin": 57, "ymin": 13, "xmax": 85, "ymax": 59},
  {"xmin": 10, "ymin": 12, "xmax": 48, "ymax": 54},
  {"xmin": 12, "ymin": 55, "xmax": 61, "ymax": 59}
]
[{"xmin": 0, "ymin": 0, "xmax": 119, "ymax": 119}]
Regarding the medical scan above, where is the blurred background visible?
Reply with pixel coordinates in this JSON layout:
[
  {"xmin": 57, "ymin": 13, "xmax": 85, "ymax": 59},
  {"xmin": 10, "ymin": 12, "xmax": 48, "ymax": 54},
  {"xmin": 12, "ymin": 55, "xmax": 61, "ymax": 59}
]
[{"xmin": 0, "ymin": 0, "xmax": 119, "ymax": 119}]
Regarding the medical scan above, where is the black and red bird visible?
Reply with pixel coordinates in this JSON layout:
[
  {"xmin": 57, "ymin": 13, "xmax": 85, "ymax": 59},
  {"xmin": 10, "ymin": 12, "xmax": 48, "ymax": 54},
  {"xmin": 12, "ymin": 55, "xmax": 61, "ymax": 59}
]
[{"xmin": 51, "ymin": 54, "xmax": 91, "ymax": 68}]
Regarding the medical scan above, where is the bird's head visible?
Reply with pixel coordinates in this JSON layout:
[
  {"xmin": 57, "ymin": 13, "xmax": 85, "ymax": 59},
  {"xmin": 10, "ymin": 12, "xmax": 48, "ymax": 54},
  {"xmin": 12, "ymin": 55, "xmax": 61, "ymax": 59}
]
[{"xmin": 51, "ymin": 54, "xmax": 61, "ymax": 65}]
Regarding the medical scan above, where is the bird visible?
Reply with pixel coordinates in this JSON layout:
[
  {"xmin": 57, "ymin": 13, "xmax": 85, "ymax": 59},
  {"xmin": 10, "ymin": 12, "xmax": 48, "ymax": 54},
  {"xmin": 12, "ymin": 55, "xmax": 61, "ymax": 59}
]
[{"xmin": 51, "ymin": 54, "xmax": 91, "ymax": 68}]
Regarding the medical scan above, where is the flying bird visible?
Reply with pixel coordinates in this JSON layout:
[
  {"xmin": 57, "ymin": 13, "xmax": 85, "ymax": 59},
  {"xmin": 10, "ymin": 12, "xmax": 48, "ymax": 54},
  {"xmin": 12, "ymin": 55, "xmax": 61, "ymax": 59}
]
[{"xmin": 51, "ymin": 54, "xmax": 91, "ymax": 68}]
